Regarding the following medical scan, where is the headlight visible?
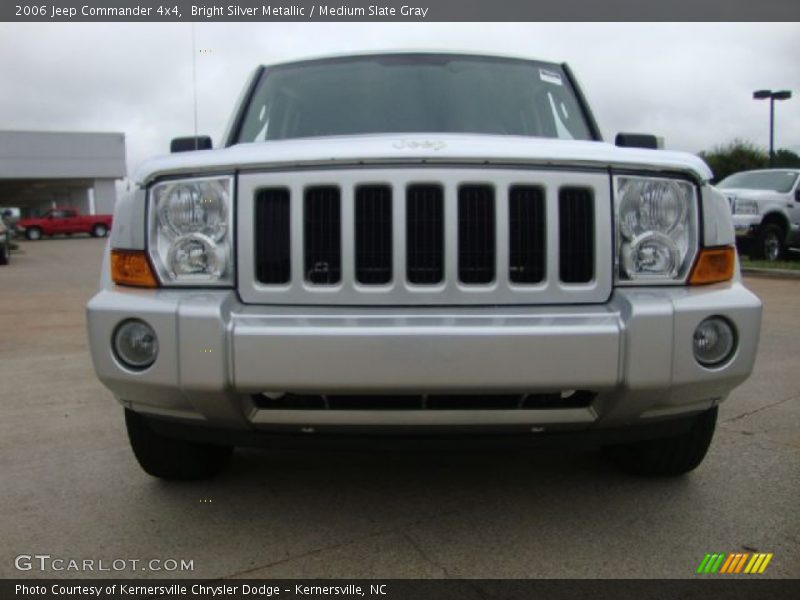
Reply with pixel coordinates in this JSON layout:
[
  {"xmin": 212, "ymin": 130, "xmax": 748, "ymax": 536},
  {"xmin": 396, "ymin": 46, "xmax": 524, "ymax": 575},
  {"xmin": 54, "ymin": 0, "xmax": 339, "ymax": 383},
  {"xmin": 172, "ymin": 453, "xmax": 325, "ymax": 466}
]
[
  {"xmin": 615, "ymin": 176, "xmax": 698, "ymax": 283},
  {"xmin": 734, "ymin": 199, "xmax": 759, "ymax": 216},
  {"xmin": 148, "ymin": 175, "xmax": 234, "ymax": 286}
]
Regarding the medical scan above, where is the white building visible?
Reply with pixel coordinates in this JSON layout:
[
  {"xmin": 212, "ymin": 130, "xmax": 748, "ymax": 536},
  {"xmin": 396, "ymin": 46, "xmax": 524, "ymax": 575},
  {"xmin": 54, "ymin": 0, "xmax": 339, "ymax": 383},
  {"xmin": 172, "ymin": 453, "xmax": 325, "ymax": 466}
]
[{"xmin": 0, "ymin": 130, "xmax": 126, "ymax": 216}]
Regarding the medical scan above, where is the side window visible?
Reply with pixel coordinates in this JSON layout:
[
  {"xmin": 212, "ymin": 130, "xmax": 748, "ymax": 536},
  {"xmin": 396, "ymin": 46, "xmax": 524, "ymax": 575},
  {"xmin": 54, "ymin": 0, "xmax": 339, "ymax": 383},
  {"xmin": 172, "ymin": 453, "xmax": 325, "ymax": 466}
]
[{"xmin": 50, "ymin": 210, "xmax": 67, "ymax": 219}]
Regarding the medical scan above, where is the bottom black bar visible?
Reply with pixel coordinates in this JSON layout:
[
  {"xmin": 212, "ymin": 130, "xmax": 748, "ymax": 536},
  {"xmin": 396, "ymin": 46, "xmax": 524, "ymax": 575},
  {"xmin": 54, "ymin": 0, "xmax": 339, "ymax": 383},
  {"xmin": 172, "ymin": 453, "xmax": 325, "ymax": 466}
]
[{"xmin": 2, "ymin": 579, "xmax": 796, "ymax": 600}]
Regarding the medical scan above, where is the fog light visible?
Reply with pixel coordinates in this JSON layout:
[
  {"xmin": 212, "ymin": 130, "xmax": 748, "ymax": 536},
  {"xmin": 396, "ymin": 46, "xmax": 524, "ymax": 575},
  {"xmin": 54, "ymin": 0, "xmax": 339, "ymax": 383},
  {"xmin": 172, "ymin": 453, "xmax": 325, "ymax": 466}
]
[
  {"xmin": 693, "ymin": 317, "xmax": 735, "ymax": 367},
  {"xmin": 113, "ymin": 319, "xmax": 158, "ymax": 370}
]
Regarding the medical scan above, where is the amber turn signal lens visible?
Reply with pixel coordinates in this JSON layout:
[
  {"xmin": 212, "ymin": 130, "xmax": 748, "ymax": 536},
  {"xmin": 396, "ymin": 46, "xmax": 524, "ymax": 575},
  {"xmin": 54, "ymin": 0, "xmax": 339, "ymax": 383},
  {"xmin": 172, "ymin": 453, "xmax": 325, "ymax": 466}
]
[
  {"xmin": 689, "ymin": 246, "xmax": 736, "ymax": 285},
  {"xmin": 111, "ymin": 249, "xmax": 158, "ymax": 288}
]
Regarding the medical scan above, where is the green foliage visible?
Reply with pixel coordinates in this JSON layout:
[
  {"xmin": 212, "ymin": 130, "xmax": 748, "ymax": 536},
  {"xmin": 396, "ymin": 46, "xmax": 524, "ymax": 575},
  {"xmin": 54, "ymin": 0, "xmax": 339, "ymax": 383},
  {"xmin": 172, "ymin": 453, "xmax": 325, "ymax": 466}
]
[
  {"xmin": 698, "ymin": 139, "xmax": 768, "ymax": 183},
  {"xmin": 699, "ymin": 140, "xmax": 800, "ymax": 182},
  {"xmin": 740, "ymin": 257, "xmax": 800, "ymax": 271},
  {"xmin": 773, "ymin": 149, "xmax": 800, "ymax": 168}
]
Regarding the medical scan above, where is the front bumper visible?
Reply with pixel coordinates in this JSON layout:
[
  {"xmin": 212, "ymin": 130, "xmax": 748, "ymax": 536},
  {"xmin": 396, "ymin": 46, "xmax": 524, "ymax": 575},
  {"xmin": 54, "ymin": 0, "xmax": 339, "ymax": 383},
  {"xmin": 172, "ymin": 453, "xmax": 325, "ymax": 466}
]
[
  {"xmin": 731, "ymin": 215, "xmax": 760, "ymax": 238},
  {"xmin": 86, "ymin": 282, "xmax": 761, "ymax": 434}
]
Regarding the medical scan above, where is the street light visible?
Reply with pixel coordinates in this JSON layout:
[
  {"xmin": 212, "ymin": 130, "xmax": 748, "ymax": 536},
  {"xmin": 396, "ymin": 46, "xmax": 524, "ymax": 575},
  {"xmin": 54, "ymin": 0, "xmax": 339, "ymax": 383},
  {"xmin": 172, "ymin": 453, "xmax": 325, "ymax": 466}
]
[{"xmin": 753, "ymin": 89, "xmax": 792, "ymax": 166}]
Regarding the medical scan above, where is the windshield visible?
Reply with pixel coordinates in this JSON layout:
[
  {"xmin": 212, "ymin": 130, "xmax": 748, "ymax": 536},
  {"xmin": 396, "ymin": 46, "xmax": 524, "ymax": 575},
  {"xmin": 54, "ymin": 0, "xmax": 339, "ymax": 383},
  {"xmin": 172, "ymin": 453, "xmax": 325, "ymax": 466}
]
[
  {"xmin": 718, "ymin": 171, "xmax": 798, "ymax": 193},
  {"xmin": 235, "ymin": 54, "xmax": 594, "ymax": 143}
]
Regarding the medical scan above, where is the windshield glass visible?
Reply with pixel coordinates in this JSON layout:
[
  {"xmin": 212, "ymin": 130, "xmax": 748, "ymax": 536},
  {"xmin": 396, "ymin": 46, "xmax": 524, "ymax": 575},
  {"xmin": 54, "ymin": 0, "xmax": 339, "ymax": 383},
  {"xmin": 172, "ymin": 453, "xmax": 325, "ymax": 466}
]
[
  {"xmin": 236, "ymin": 54, "xmax": 594, "ymax": 143},
  {"xmin": 718, "ymin": 171, "xmax": 798, "ymax": 193}
]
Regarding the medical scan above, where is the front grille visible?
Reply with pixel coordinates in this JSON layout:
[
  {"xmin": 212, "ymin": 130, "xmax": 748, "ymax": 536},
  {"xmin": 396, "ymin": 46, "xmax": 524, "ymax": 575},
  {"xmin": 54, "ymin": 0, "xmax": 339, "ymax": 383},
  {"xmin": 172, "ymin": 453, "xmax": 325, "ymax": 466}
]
[
  {"xmin": 253, "ymin": 391, "xmax": 596, "ymax": 411},
  {"xmin": 244, "ymin": 169, "xmax": 607, "ymax": 305},
  {"xmin": 304, "ymin": 186, "xmax": 341, "ymax": 285},
  {"xmin": 406, "ymin": 184, "xmax": 444, "ymax": 285},
  {"xmin": 458, "ymin": 185, "xmax": 495, "ymax": 284},
  {"xmin": 355, "ymin": 185, "xmax": 393, "ymax": 284},
  {"xmin": 509, "ymin": 185, "xmax": 546, "ymax": 284},
  {"xmin": 254, "ymin": 188, "xmax": 291, "ymax": 284},
  {"xmin": 559, "ymin": 187, "xmax": 594, "ymax": 284}
]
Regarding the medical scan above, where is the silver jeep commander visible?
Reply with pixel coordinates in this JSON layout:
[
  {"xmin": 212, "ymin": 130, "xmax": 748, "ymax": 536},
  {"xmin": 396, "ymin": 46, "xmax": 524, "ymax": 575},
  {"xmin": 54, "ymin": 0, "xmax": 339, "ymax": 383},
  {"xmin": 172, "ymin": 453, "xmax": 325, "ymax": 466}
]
[{"xmin": 87, "ymin": 53, "xmax": 762, "ymax": 480}]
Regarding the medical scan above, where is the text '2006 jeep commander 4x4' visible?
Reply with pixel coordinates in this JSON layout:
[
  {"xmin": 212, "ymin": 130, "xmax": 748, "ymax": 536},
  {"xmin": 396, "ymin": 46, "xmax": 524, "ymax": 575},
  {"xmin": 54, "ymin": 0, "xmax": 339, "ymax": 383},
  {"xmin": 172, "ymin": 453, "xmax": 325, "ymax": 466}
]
[{"xmin": 87, "ymin": 53, "xmax": 762, "ymax": 480}]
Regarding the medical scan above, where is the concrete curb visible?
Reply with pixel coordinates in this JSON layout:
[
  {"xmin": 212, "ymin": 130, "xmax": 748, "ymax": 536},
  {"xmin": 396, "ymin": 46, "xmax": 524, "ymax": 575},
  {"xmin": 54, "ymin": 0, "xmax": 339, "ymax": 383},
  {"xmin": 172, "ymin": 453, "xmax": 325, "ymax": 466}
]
[{"xmin": 742, "ymin": 267, "xmax": 800, "ymax": 280}]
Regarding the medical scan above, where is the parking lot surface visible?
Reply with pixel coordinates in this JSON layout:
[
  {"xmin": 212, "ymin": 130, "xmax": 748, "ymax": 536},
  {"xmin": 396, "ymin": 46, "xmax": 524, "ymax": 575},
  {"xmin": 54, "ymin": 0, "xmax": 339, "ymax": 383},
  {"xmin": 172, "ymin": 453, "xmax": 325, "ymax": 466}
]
[{"xmin": 1, "ymin": 238, "xmax": 798, "ymax": 579}]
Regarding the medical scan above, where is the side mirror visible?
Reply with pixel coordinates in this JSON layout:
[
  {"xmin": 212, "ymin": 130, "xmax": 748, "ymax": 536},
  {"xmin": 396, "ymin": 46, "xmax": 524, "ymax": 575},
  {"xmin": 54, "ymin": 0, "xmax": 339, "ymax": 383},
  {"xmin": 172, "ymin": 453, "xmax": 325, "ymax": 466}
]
[
  {"xmin": 795, "ymin": 188, "xmax": 800, "ymax": 202},
  {"xmin": 615, "ymin": 133, "xmax": 660, "ymax": 150},
  {"xmin": 170, "ymin": 136, "xmax": 212, "ymax": 153}
]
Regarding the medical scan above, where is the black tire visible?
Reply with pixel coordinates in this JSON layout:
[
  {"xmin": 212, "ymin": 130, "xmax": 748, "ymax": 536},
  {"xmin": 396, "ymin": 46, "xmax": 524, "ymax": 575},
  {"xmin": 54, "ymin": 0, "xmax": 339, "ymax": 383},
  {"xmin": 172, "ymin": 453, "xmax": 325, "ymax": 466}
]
[
  {"xmin": 606, "ymin": 407, "xmax": 718, "ymax": 477},
  {"xmin": 750, "ymin": 223, "xmax": 785, "ymax": 262},
  {"xmin": 0, "ymin": 243, "xmax": 8, "ymax": 265},
  {"xmin": 25, "ymin": 227, "xmax": 42, "ymax": 241},
  {"xmin": 124, "ymin": 409, "xmax": 233, "ymax": 480},
  {"xmin": 91, "ymin": 223, "xmax": 108, "ymax": 238}
]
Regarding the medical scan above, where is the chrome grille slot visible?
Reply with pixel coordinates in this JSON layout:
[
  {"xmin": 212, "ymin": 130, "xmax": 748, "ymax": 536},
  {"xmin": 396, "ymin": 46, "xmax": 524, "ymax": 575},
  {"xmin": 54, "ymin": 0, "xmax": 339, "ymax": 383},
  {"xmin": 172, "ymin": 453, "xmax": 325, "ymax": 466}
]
[
  {"xmin": 559, "ymin": 187, "xmax": 595, "ymax": 284},
  {"xmin": 509, "ymin": 185, "xmax": 546, "ymax": 284},
  {"xmin": 458, "ymin": 184, "xmax": 495, "ymax": 284},
  {"xmin": 304, "ymin": 186, "xmax": 341, "ymax": 285},
  {"xmin": 254, "ymin": 188, "xmax": 291, "ymax": 284},
  {"xmin": 406, "ymin": 184, "xmax": 444, "ymax": 285},
  {"xmin": 355, "ymin": 185, "xmax": 393, "ymax": 285}
]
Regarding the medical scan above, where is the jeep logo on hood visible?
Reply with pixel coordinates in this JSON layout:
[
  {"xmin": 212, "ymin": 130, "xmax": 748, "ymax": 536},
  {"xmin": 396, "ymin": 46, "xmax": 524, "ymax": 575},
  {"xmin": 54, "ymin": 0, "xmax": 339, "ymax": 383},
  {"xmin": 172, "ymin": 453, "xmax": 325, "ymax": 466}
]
[{"xmin": 392, "ymin": 139, "xmax": 447, "ymax": 151}]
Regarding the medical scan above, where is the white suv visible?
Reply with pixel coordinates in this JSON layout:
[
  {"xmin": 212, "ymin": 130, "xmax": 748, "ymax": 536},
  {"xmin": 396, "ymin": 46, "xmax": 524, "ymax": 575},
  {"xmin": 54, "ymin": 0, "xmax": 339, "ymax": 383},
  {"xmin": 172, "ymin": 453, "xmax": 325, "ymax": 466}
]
[{"xmin": 86, "ymin": 52, "xmax": 762, "ymax": 480}]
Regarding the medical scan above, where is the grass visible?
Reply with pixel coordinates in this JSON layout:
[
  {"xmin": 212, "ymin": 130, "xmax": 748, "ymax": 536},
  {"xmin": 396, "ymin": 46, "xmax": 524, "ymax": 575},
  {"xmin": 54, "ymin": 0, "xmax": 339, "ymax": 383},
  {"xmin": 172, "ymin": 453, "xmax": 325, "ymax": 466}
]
[{"xmin": 740, "ymin": 257, "xmax": 800, "ymax": 271}]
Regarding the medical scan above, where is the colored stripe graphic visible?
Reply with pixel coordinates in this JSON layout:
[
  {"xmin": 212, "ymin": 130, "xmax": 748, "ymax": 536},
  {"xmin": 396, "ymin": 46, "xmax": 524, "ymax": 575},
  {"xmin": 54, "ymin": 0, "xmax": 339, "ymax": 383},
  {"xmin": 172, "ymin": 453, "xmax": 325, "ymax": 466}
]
[
  {"xmin": 696, "ymin": 554, "xmax": 712, "ymax": 574},
  {"xmin": 701, "ymin": 552, "xmax": 774, "ymax": 575},
  {"xmin": 744, "ymin": 554, "xmax": 760, "ymax": 574},
  {"xmin": 758, "ymin": 554, "xmax": 773, "ymax": 573},
  {"xmin": 697, "ymin": 553, "xmax": 727, "ymax": 574},
  {"xmin": 719, "ymin": 554, "xmax": 736, "ymax": 573},
  {"xmin": 710, "ymin": 553, "xmax": 726, "ymax": 573},
  {"xmin": 735, "ymin": 553, "xmax": 749, "ymax": 573}
]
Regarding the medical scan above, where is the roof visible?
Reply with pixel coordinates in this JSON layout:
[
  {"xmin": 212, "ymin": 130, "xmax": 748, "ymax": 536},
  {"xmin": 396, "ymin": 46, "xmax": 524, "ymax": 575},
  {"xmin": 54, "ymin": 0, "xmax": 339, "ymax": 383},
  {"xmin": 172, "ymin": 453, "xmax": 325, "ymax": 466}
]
[{"xmin": 0, "ymin": 130, "xmax": 126, "ymax": 180}]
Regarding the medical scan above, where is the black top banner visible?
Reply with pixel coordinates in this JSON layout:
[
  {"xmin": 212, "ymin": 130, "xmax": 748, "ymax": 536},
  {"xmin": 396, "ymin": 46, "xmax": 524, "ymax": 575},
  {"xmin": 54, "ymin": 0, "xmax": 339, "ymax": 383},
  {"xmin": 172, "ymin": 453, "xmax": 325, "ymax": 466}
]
[{"xmin": 4, "ymin": 0, "xmax": 800, "ymax": 22}]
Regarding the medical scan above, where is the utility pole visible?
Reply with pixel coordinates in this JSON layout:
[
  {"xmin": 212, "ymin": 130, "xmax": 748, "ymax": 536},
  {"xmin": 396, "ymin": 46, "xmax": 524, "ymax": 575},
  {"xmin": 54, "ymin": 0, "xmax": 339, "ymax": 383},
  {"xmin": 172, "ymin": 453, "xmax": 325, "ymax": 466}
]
[{"xmin": 753, "ymin": 90, "xmax": 792, "ymax": 167}]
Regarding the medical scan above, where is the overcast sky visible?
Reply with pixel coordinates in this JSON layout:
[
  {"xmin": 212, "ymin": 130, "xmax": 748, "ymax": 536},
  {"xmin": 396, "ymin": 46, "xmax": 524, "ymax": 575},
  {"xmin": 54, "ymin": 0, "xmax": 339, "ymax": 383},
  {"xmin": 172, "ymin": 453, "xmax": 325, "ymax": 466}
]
[{"xmin": 1, "ymin": 22, "xmax": 798, "ymax": 176}]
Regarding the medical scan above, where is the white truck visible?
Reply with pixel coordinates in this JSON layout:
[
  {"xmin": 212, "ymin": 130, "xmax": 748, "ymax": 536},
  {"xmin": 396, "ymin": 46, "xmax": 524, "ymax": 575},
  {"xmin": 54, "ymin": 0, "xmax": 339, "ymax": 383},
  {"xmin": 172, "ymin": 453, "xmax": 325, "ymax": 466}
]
[
  {"xmin": 718, "ymin": 169, "xmax": 800, "ymax": 261},
  {"xmin": 86, "ymin": 52, "xmax": 762, "ymax": 480}
]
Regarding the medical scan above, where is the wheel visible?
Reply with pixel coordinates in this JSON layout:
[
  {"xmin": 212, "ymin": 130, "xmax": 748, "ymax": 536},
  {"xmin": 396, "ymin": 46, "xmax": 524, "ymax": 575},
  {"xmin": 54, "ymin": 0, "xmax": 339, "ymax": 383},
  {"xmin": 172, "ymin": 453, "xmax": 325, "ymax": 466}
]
[
  {"xmin": 0, "ymin": 243, "xmax": 8, "ymax": 265},
  {"xmin": 91, "ymin": 223, "xmax": 108, "ymax": 238},
  {"xmin": 25, "ymin": 227, "xmax": 42, "ymax": 241},
  {"xmin": 750, "ymin": 223, "xmax": 785, "ymax": 262},
  {"xmin": 124, "ymin": 409, "xmax": 233, "ymax": 480},
  {"xmin": 606, "ymin": 407, "xmax": 718, "ymax": 476}
]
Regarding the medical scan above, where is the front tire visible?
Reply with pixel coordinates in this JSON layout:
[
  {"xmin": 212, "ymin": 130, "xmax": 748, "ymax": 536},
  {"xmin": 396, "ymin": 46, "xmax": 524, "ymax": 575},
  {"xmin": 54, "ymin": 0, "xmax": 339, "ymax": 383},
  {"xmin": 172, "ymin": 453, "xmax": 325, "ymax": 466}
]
[
  {"xmin": 25, "ymin": 227, "xmax": 42, "ymax": 241},
  {"xmin": 750, "ymin": 223, "xmax": 785, "ymax": 262},
  {"xmin": 124, "ymin": 409, "xmax": 233, "ymax": 480},
  {"xmin": 607, "ymin": 407, "xmax": 718, "ymax": 476},
  {"xmin": 0, "ymin": 243, "xmax": 8, "ymax": 265}
]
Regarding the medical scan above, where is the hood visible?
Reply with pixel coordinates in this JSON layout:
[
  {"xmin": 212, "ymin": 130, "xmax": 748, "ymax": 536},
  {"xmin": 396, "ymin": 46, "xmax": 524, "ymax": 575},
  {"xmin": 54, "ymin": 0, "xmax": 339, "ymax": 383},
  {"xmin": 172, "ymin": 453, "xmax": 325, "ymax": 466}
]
[
  {"xmin": 717, "ymin": 188, "xmax": 785, "ymax": 201},
  {"xmin": 133, "ymin": 134, "xmax": 712, "ymax": 185}
]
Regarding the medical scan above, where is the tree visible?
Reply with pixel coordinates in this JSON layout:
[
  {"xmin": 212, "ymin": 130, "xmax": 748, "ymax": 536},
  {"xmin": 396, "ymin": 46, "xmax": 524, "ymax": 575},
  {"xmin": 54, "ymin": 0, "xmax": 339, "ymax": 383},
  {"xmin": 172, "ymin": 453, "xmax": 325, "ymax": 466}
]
[
  {"xmin": 772, "ymin": 149, "xmax": 800, "ymax": 169},
  {"xmin": 698, "ymin": 140, "xmax": 768, "ymax": 183}
]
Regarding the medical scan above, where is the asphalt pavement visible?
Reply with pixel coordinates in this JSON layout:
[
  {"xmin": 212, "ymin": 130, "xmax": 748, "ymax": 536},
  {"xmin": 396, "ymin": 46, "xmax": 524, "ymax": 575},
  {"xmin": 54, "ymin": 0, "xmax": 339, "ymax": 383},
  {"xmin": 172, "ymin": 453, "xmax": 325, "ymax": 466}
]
[{"xmin": 1, "ymin": 237, "xmax": 797, "ymax": 579}]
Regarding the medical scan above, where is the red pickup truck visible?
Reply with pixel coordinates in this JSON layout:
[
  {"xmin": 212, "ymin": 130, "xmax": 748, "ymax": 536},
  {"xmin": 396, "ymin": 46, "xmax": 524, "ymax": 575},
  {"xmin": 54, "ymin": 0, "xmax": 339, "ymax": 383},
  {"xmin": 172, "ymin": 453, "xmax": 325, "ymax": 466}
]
[{"xmin": 17, "ymin": 207, "xmax": 113, "ymax": 241}]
